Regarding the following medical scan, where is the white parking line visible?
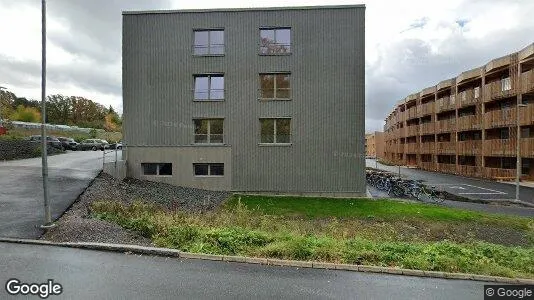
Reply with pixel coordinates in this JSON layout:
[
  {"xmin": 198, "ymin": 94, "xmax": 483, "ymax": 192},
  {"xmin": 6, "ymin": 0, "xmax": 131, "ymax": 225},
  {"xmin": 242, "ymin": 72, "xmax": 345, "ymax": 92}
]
[
  {"xmin": 462, "ymin": 184, "xmax": 506, "ymax": 194},
  {"xmin": 459, "ymin": 192, "xmax": 506, "ymax": 195}
]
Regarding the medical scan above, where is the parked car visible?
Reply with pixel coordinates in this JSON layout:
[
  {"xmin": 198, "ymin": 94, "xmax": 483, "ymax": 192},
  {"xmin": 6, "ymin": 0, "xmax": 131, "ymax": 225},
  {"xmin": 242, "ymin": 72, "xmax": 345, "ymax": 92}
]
[
  {"xmin": 28, "ymin": 135, "xmax": 63, "ymax": 150},
  {"xmin": 77, "ymin": 139, "xmax": 109, "ymax": 151},
  {"xmin": 57, "ymin": 137, "xmax": 79, "ymax": 150},
  {"xmin": 109, "ymin": 140, "xmax": 123, "ymax": 150}
]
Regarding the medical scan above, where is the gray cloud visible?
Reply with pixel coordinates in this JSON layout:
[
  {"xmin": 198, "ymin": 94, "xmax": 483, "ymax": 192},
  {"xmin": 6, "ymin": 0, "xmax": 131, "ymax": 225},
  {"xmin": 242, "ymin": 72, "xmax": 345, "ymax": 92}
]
[
  {"xmin": 0, "ymin": 0, "xmax": 174, "ymax": 108},
  {"xmin": 365, "ymin": 21, "xmax": 534, "ymax": 132}
]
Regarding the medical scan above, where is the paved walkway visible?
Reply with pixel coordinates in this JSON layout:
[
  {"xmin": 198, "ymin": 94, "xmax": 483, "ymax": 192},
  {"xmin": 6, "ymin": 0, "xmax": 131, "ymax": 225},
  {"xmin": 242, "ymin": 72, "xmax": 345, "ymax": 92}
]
[{"xmin": 0, "ymin": 151, "xmax": 120, "ymax": 238}]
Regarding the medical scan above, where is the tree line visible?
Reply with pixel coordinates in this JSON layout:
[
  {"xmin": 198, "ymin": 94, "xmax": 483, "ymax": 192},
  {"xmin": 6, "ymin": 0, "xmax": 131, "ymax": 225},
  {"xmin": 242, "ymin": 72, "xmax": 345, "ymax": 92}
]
[{"xmin": 0, "ymin": 89, "xmax": 121, "ymax": 132}]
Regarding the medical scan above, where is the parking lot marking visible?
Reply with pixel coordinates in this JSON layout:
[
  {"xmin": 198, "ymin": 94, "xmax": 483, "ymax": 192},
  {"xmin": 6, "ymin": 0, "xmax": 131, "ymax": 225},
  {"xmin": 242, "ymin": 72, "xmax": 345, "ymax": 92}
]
[
  {"xmin": 461, "ymin": 184, "xmax": 506, "ymax": 194},
  {"xmin": 459, "ymin": 192, "xmax": 507, "ymax": 195}
]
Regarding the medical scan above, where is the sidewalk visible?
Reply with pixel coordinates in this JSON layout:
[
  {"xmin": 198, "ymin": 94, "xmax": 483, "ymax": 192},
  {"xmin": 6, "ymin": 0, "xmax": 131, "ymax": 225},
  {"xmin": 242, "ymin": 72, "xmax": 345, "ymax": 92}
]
[{"xmin": 498, "ymin": 181, "xmax": 534, "ymax": 188}]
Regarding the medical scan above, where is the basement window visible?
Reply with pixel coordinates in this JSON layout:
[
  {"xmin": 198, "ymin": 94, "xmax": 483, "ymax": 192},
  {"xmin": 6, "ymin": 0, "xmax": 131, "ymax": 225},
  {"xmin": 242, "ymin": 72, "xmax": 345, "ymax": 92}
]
[
  {"xmin": 194, "ymin": 163, "xmax": 224, "ymax": 176},
  {"xmin": 141, "ymin": 163, "xmax": 172, "ymax": 176}
]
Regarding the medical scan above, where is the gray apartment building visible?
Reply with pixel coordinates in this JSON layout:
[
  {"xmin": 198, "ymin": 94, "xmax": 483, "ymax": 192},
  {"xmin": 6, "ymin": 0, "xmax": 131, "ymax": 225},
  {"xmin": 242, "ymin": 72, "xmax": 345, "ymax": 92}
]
[{"xmin": 122, "ymin": 5, "xmax": 366, "ymax": 196}]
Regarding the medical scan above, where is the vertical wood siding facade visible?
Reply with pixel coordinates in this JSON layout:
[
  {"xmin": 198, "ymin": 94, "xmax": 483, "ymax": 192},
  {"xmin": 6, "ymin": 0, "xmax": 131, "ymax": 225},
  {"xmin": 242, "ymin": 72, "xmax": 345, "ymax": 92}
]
[{"xmin": 123, "ymin": 6, "xmax": 366, "ymax": 195}]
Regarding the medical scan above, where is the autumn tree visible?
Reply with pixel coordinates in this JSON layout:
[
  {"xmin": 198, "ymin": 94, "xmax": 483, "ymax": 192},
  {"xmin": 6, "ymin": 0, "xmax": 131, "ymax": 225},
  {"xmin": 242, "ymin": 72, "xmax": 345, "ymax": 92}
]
[
  {"xmin": 10, "ymin": 105, "xmax": 41, "ymax": 122},
  {"xmin": 46, "ymin": 94, "xmax": 72, "ymax": 125}
]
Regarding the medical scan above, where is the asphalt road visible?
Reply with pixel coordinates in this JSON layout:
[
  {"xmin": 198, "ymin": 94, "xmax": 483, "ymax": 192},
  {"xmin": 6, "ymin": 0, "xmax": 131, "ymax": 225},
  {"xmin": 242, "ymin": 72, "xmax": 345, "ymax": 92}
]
[
  {"xmin": 0, "ymin": 242, "xmax": 490, "ymax": 300},
  {"xmin": 0, "ymin": 150, "xmax": 120, "ymax": 238},
  {"xmin": 367, "ymin": 159, "xmax": 534, "ymax": 217}
]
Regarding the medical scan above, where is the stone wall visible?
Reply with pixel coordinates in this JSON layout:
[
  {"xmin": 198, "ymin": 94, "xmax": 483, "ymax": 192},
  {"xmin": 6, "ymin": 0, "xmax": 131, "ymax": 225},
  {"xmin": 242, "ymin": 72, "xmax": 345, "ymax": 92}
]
[{"xmin": 0, "ymin": 139, "xmax": 64, "ymax": 161}]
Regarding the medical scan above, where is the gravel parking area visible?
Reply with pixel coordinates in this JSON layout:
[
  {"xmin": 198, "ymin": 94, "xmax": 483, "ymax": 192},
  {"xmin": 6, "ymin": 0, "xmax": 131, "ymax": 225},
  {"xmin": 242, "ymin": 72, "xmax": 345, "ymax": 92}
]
[{"xmin": 42, "ymin": 173, "xmax": 231, "ymax": 244}]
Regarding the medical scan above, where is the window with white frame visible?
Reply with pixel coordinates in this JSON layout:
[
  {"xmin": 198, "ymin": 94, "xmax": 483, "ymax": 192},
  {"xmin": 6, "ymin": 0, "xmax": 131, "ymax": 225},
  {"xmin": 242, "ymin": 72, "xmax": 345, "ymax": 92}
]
[
  {"xmin": 260, "ymin": 28, "xmax": 291, "ymax": 54},
  {"xmin": 141, "ymin": 163, "xmax": 172, "ymax": 175},
  {"xmin": 193, "ymin": 30, "xmax": 224, "ymax": 55},
  {"xmin": 194, "ymin": 163, "xmax": 224, "ymax": 176},
  {"xmin": 260, "ymin": 118, "xmax": 291, "ymax": 144},
  {"xmin": 194, "ymin": 75, "xmax": 224, "ymax": 100},
  {"xmin": 194, "ymin": 119, "xmax": 224, "ymax": 144},
  {"xmin": 501, "ymin": 77, "xmax": 511, "ymax": 91},
  {"xmin": 259, "ymin": 73, "xmax": 290, "ymax": 99}
]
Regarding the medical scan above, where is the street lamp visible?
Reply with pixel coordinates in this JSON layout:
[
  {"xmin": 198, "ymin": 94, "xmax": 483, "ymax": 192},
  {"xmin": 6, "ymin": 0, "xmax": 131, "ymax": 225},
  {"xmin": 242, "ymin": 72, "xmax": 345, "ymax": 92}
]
[
  {"xmin": 515, "ymin": 103, "xmax": 528, "ymax": 202},
  {"xmin": 0, "ymin": 86, "xmax": 5, "ymax": 125},
  {"xmin": 40, "ymin": 0, "xmax": 53, "ymax": 228}
]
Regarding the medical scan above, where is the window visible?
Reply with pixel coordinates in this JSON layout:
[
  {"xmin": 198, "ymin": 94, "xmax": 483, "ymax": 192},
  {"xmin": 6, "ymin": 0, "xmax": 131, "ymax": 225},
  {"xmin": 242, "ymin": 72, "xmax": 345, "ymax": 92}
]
[
  {"xmin": 193, "ymin": 30, "xmax": 224, "ymax": 55},
  {"xmin": 500, "ymin": 128, "xmax": 510, "ymax": 139},
  {"xmin": 141, "ymin": 163, "xmax": 172, "ymax": 176},
  {"xmin": 259, "ymin": 73, "xmax": 290, "ymax": 99},
  {"xmin": 194, "ymin": 75, "xmax": 224, "ymax": 100},
  {"xmin": 474, "ymin": 87, "xmax": 480, "ymax": 98},
  {"xmin": 194, "ymin": 163, "xmax": 224, "ymax": 176},
  {"xmin": 260, "ymin": 118, "xmax": 291, "ymax": 144},
  {"xmin": 260, "ymin": 28, "xmax": 291, "ymax": 54},
  {"xmin": 194, "ymin": 119, "xmax": 224, "ymax": 144},
  {"xmin": 501, "ymin": 157, "xmax": 515, "ymax": 169},
  {"xmin": 501, "ymin": 77, "xmax": 511, "ymax": 91}
]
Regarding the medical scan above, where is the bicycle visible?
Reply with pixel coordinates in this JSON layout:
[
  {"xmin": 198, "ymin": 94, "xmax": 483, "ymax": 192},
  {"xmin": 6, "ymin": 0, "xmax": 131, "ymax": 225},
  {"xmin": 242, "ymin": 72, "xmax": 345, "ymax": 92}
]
[{"xmin": 410, "ymin": 182, "xmax": 445, "ymax": 203}]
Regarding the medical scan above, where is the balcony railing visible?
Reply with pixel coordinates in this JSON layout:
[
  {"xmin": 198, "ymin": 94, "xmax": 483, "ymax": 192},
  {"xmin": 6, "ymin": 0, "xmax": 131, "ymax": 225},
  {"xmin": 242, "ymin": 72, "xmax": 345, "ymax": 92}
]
[
  {"xmin": 483, "ymin": 79, "xmax": 516, "ymax": 102},
  {"xmin": 519, "ymin": 104, "xmax": 534, "ymax": 126},
  {"xmin": 399, "ymin": 111, "xmax": 407, "ymax": 123},
  {"xmin": 405, "ymin": 143, "xmax": 419, "ymax": 153},
  {"xmin": 458, "ymin": 140, "xmax": 482, "ymax": 155},
  {"xmin": 483, "ymin": 139, "xmax": 516, "ymax": 156},
  {"xmin": 406, "ymin": 125, "xmax": 419, "ymax": 137},
  {"xmin": 436, "ymin": 163, "xmax": 456, "ymax": 174},
  {"xmin": 484, "ymin": 109, "xmax": 515, "ymax": 128},
  {"xmin": 420, "ymin": 102, "xmax": 435, "ymax": 116},
  {"xmin": 483, "ymin": 167, "xmax": 516, "ymax": 180},
  {"xmin": 521, "ymin": 138, "xmax": 534, "ymax": 157},
  {"xmin": 457, "ymin": 115, "xmax": 481, "ymax": 131},
  {"xmin": 407, "ymin": 107, "xmax": 418, "ymax": 120},
  {"xmin": 436, "ymin": 96, "xmax": 456, "ymax": 112},
  {"xmin": 521, "ymin": 69, "xmax": 534, "ymax": 94},
  {"xmin": 458, "ymin": 88, "xmax": 480, "ymax": 107},
  {"xmin": 436, "ymin": 141, "xmax": 456, "ymax": 154},
  {"xmin": 420, "ymin": 123, "xmax": 435, "ymax": 135},
  {"xmin": 457, "ymin": 165, "xmax": 480, "ymax": 177},
  {"xmin": 420, "ymin": 162, "xmax": 436, "ymax": 171},
  {"xmin": 436, "ymin": 118, "xmax": 456, "ymax": 133},
  {"xmin": 420, "ymin": 142, "xmax": 435, "ymax": 153}
]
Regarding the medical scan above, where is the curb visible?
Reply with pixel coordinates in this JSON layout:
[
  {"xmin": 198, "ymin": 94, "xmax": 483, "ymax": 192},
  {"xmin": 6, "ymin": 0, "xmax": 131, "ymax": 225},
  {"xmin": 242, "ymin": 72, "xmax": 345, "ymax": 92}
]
[{"xmin": 1, "ymin": 238, "xmax": 533, "ymax": 284}]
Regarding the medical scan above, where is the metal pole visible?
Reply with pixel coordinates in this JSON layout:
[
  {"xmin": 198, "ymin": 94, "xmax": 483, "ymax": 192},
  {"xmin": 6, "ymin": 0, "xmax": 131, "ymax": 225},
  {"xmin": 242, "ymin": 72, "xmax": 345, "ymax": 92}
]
[
  {"xmin": 516, "ymin": 104, "xmax": 520, "ymax": 202},
  {"xmin": 40, "ymin": 0, "xmax": 52, "ymax": 228},
  {"xmin": 115, "ymin": 147, "xmax": 118, "ymax": 175},
  {"xmin": 515, "ymin": 60, "xmax": 524, "ymax": 202},
  {"xmin": 0, "ymin": 86, "xmax": 5, "ymax": 125}
]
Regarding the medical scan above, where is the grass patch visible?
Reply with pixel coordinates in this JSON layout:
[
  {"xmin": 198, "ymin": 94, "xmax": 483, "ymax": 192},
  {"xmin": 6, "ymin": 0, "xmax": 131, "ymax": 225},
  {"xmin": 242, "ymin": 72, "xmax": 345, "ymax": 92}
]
[
  {"xmin": 90, "ymin": 199, "xmax": 534, "ymax": 278},
  {"xmin": 227, "ymin": 195, "xmax": 533, "ymax": 229}
]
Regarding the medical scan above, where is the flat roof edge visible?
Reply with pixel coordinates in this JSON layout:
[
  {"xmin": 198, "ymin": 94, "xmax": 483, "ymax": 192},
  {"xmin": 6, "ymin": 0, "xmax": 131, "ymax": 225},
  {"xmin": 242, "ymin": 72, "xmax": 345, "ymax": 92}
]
[{"xmin": 123, "ymin": 4, "xmax": 366, "ymax": 15}]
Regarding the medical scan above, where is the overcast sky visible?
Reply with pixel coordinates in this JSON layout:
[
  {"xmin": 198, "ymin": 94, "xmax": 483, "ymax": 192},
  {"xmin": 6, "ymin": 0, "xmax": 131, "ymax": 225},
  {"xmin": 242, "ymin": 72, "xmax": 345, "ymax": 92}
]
[{"xmin": 1, "ymin": 0, "xmax": 533, "ymax": 132}]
